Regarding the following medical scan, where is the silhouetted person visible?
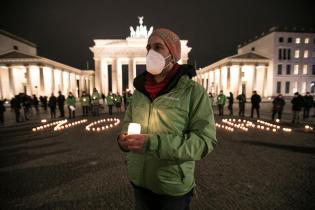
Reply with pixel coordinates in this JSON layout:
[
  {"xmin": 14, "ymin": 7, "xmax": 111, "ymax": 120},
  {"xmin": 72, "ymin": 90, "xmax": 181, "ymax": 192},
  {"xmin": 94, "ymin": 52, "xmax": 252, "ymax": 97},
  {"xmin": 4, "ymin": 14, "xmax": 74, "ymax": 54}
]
[
  {"xmin": 303, "ymin": 92, "xmax": 313, "ymax": 119},
  {"xmin": 237, "ymin": 92, "xmax": 246, "ymax": 117},
  {"xmin": 251, "ymin": 91, "xmax": 261, "ymax": 118},
  {"xmin": 291, "ymin": 92, "xmax": 304, "ymax": 124},
  {"xmin": 48, "ymin": 93, "xmax": 57, "ymax": 119},
  {"xmin": 57, "ymin": 91, "xmax": 65, "ymax": 117},
  {"xmin": 0, "ymin": 99, "xmax": 6, "ymax": 125},
  {"xmin": 11, "ymin": 95, "xmax": 21, "ymax": 122},
  {"xmin": 272, "ymin": 94, "xmax": 285, "ymax": 121},
  {"xmin": 42, "ymin": 96, "xmax": 48, "ymax": 111},
  {"xmin": 227, "ymin": 92, "xmax": 234, "ymax": 115},
  {"xmin": 32, "ymin": 95, "xmax": 39, "ymax": 113}
]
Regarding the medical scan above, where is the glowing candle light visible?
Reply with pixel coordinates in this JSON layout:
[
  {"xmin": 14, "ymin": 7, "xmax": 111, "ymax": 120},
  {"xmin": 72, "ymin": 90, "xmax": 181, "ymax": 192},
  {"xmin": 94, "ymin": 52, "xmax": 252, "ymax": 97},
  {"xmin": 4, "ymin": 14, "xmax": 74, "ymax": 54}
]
[{"xmin": 128, "ymin": 123, "xmax": 141, "ymax": 135}]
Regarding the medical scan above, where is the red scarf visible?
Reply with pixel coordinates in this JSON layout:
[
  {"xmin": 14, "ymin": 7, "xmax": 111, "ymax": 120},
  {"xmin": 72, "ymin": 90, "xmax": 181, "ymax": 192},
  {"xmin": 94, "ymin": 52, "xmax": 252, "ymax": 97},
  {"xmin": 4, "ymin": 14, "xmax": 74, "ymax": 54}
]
[{"xmin": 145, "ymin": 64, "xmax": 180, "ymax": 100}]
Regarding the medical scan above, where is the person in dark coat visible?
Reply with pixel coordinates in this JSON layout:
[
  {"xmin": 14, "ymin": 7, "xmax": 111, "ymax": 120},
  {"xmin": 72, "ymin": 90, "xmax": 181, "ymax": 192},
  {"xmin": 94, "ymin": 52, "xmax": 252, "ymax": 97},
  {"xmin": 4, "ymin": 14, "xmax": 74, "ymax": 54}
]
[
  {"xmin": 291, "ymin": 92, "xmax": 304, "ymax": 124},
  {"xmin": 57, "ymin": 91, "xmax": 65, "ymax": 117},
  {"xmin": 0, "ymin": 99, "xmax": 6, "ymax": 124},
  {"xmin": 42, "ymin": 96, "xmax": 48, "ymax": 111},
  {"xmin": 272, "ymin": 94, "xmax": 285, "ymax": 121},
  {"xmin": 227, "ymin": 92, "xmax": 234, "ymax": 115},
  {"xmin": 32, "ymin": 95, "xmax": 39, "ymax": 113},
  {"xmin": 250, "ymin": 91, "xmax": 261, "ymax": 118},
  {"xmin": 237, "ymin": 92, "xmax": 246, "ymax": 117},
  {"xmin": 11, "ymin": 95, "xmax": 21, "ymax": 122},
  {"xmin": 303, "ymin": 92, "xmax": 313, "ymax": 119},
  {"xmin": 48, "ymin": 93, "xmax": 57, "ymax": 119}
]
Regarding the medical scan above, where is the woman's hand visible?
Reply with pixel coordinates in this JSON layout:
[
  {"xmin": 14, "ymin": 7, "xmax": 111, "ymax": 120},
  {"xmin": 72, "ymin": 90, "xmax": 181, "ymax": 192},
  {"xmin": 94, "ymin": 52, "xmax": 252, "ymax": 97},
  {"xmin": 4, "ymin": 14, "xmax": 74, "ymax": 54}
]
[{"xmin": 124, "ymin": 134, "xmax": 148, "ymax": 154}]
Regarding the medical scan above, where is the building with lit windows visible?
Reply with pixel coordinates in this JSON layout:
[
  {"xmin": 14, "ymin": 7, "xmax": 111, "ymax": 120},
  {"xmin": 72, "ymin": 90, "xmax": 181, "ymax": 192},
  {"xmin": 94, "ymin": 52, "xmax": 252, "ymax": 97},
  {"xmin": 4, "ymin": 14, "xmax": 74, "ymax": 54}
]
[{"xmin": 196, "ymin": 27, "xmax": 315, "ymax": 98}]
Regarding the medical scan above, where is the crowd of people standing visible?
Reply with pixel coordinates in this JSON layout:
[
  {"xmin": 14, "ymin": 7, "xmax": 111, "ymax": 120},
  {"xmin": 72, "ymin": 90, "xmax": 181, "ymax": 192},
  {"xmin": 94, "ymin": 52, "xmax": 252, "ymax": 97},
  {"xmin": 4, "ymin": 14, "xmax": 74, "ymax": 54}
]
[
  {"xmin": 0, "ymin": 88, "xmax": 314, "ymax": 125},
  {"xmin": 0, "ymin": 88, "xmax": 133, "ymax": 125},
  {"xmin": 209, "ymin": 90, "xmax": 315, "ymax": 123}
]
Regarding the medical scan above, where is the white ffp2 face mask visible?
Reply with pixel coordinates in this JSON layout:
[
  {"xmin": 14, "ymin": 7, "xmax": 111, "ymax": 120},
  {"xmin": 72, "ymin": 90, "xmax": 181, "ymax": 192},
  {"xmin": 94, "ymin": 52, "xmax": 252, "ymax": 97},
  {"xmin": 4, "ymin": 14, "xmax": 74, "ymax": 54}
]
[{"xmin": 146, "ymin": 49, "xmax": 171, "ymax": 75}]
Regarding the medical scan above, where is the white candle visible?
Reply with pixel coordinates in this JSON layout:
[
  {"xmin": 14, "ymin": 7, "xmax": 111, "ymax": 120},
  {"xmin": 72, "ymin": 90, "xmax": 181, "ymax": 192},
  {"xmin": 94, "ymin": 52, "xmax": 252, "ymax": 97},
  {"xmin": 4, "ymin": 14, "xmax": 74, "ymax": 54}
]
[{"xmin": 128, "ymin": 123, "xmax": 141, "ymax": 135}]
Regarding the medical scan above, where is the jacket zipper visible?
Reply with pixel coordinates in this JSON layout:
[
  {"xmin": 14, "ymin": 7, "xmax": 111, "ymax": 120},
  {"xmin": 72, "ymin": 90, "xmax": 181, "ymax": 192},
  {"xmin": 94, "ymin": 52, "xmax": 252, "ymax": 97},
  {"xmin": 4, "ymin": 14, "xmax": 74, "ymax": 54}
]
[{"xmin": 142, "ymin": 101, "xmax": 153, "ymax": 187}]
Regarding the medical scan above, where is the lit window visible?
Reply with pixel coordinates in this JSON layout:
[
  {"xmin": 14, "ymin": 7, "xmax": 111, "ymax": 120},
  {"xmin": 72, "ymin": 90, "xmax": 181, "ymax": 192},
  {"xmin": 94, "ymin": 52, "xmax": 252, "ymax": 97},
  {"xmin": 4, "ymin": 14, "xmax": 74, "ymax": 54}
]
[
  {"xmin": 304, "ymin": 38, "xmax": 309, "ymax": 44},
  {"xmin": 293, "ymin": 81, "xmax": 298, "ymax": 93},
  {"xmin": 303, "ymin": 65, "xmax": 308, "ymax": 74},
  {"xmin": 295, "ymin": 38, "xmax": 300, "ymax": 44},
  {"xmin": 302, "ymin": 82, "xmax": 306, "ymax": 93},
  {"xmin": 304, "ymin": 50, "xmax": 309, "ymax": 58},
  {"xmin": 294, "ymin": 64, "xmax": 299, "ymax": 74},
  {"xmin": 294, "ymin": 50, "xmax": 300, "ymax": 58}
]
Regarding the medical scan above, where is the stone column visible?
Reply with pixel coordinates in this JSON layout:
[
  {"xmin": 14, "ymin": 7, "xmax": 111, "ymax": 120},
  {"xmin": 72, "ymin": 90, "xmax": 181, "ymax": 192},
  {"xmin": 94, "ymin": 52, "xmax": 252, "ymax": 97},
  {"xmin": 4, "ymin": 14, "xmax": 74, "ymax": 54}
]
[
  {"xmin": 128, "ymin": 58, "xmax": 136, "ymax": 91},
  {"xmin": 39, "ymin": 66, "xmax": 45, "ymax": 96},
  {"xmin": 116, "ymin": 59, "xmax": 123, "ymax": 95},
  {"xmin": 84, "ymin": 77, "xmax": 87, "ymax": 91},
  {"xmin": 94, "ymin": 58, "xmax": 101, "ymax": 92},
  {"xmin": 219, "ymin": 68, "xmax": 222, "ymax": 91},
  {"xmin": 71, "ymin": 73, "xmax": 76, "ymax": 95},
  {"xmin": 60, "ymin": 70, "xmax": 64, "ymax": 93},
  {"xmin": 8, "ymin": 66, "xmax": 15, "ymax": 97},
  {"xmin": 111, "ymin": 59, "xmax": 118, "ymax": 94},
  {"xmin": 252, "ymin": 65, "xmax": 257, "ymax": 92},
  {"xmin": 51, "ymin": 68, "xmax": 55, "ymax": 95},
  {"xmin": 26, "ymin": 65, "xmax": 33, "ymax": 95},
  {"xmin": 227, "ymin": 66, "xmax": 231, "ymax": 92},
  {"xmin": 262, "ymin": 65, "xmax": 268, "ymax": 97},
  {"xmin": 87, "ymin": 78, "xmax": 92, "ymax": 94},
  {"xmin": 207, "ymin": 72, "xmax": 211, "ymax": 92},
  {"xmin": 68, "ymin": 71, "xmax": 71, "ymax": 95},
  {"xmin": 237, "ymin": 65, "xmax": 243, "ymax": 95},
  {"xmin": 101, "ymin": 59, "xmax": 109, "ymax": 95}
]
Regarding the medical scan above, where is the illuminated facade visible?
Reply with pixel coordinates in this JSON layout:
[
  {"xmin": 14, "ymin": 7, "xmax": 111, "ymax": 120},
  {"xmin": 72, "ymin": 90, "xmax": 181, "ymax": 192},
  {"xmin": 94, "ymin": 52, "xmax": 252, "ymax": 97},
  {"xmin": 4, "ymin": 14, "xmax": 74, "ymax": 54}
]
[
  {"xmin": 195, "ymin": 52, "xmax": 270, "ymax": 98},
  {"xmin": 90, "ymin": 17, "xmax": 192, "ymax": 95},
  {"xmin": 197, "ymin": 27, "xmax": 315, "ymax": 97},
  {"xmin": 0, "ymin": 30, "xmax": 94, "ymax": 99}
]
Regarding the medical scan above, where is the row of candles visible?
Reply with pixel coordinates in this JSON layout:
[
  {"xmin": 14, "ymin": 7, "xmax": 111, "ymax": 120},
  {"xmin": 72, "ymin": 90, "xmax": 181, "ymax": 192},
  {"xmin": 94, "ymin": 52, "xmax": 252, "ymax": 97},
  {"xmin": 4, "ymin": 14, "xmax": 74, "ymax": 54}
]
[
  {"xmin": 32, "ymin": 119, "xmax": 68, "ymax": 132},
  {"xmin": 85, "ymin": 118, "xmax": 121, "ymax": 132},
  {"xmin": 54, "ymin": 119, "xmax": 88, "ymax": 131},
  {"xmin": 216, "ymin": 118, "xmax": 293, "ymax": 133},
  {"xmin": 32, "ymin": 118, "xmax": 120, "ymax": 132}
]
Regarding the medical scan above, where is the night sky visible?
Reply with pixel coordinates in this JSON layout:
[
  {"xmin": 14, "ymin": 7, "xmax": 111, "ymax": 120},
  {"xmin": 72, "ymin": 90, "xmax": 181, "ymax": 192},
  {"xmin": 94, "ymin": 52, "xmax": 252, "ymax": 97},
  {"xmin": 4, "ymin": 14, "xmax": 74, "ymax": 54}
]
[{"xmin": 1, "ymin": 0, "xmax": 313, "ymax": 70}]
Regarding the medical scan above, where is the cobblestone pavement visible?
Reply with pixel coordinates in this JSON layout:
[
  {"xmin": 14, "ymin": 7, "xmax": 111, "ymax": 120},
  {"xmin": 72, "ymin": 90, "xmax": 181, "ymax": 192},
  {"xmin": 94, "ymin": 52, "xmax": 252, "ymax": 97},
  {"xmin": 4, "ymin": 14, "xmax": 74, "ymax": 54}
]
[{"xmin": 0, "ymin": 110, "xmax": 314, "ymax": 210}]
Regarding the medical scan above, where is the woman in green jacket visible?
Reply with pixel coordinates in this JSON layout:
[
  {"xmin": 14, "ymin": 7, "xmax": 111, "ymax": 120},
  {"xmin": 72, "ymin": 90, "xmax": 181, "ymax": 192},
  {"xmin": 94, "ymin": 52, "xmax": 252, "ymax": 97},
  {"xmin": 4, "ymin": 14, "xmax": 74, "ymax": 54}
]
[
  {"xmin": 117, "ymin": 28, "xmax": 217, "ymax": 210},
  {"xmin": 66, "ymin": 92, "xmax": 76, "ymax": 119}
]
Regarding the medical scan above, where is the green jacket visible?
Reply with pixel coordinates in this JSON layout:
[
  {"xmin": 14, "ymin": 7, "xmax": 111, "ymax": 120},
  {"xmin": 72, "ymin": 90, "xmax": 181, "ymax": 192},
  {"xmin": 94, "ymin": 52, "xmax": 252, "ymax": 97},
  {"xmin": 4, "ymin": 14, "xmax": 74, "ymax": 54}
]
[
  {"xmin": 106, "ymin": 95, "xmax": 115, "ymax": 106},
  {"xmin": 217, "ymin": 94, "xmax": 226, "ymax": 105},
  {"xmin": 66, "ymin": 96, "xmax": 76, "ymax": 106},
  {"xmin": 115, "ymin": 95, "xmax": 122, "ymax": 103},
  {"xmin": 91, "ymin": 92, "xmax": 100, "ymax": 105},
  {"xmin": 80, "ymin": 95, "xmax": 90, "ymax": 106},
  {"xmin": 121, "ymin": 66, "xmax": 217, "ymax": 196}
]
